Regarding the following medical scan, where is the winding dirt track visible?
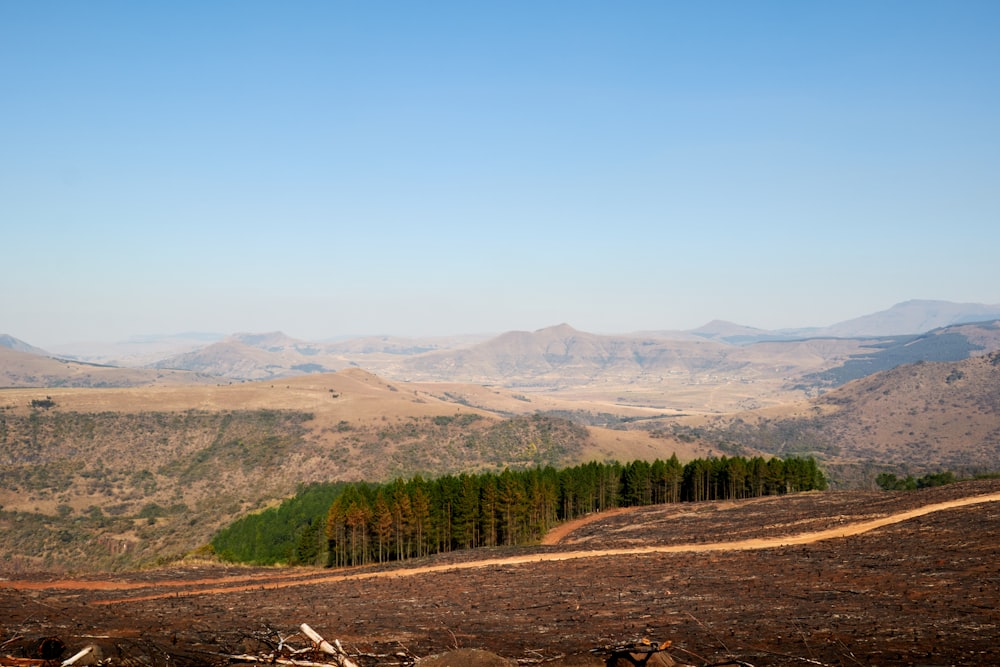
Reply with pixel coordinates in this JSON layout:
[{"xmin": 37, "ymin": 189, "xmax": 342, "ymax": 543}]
[{"xmin": 7, "ymin": 491, "xmax": 999, "ymax": 606}]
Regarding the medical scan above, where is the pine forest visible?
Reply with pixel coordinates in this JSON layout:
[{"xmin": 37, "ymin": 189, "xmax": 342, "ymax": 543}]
[{"xmin": 211, "ymin": 454, "xmax": 826, "ymax": 567}]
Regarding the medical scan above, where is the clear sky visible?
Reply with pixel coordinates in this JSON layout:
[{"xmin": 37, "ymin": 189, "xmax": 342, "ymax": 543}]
[{"xmin": 3, "ymin": 1, "xmax": 999, "ymax": 347}]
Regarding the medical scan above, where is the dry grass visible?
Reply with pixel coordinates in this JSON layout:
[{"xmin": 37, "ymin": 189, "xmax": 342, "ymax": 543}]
[{"xmin": 0, "ymin": 369, "xmax": 730, "ymax": 571}]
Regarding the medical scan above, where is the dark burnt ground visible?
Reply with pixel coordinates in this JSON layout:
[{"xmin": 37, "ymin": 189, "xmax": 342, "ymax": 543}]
[
  {"xmin": 2, "ymin": 479, "xmax": 999, "ymax": 666},
  {"xmin": 557, "ymin": 482, "xmax": 999, "ymax": 548}
]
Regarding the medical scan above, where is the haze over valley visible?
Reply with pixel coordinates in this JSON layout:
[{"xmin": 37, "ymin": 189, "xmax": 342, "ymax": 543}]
[{"xmin": 5, "ymin": 298, "xmax": 1000, "ymax": 411}]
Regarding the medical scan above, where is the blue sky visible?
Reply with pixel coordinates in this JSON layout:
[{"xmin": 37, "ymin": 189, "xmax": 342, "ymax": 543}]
[{"xmin": 3, "ymin": 2, "xmax": 999, "ymax": 347}]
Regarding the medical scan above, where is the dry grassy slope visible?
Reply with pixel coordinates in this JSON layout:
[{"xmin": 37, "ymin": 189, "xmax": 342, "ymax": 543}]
[
  {"xmin": 151, "ymin": 338, "xmax": 349, "ymax": 379},
  {"xmin": 741, "ymin": 337, "xmax": 869, "ymax": 371},
  {"xmin": 149, "ymin": 332, "xmax": 488, "ymax": 382},
  {"xmin": 951, "ymin": 320, "xmax": 1000, "ymax": 348},
  {"xmin": 0, "ymin": 368, "xmax": 713, "ymax": 474},
  {"xmin": 0, "ymin": 334, "xmax": 47, "ymax": 355},
  {"xmin": 0, "ymin": 347, "xmax": 218, "ymax": 388},
  {"xmin": 395, "ymin": 325, "xmax": 863, "ymax": 393},
  {"xmin": 814, "ymin": 352, "xmax": 1000, "ymax": 470},
  {"xmin": 398, "ymin": 325, "xmax": 733, "ymax": 380},
  {"xmin": 19, "ymin": 322, "xmax": 996, "ymax": 416},
  {"xmin": 0, "ymin": 369, "xmax": 710, "ymax": 570},
  {"xmin": 674, "ymin": 353, "xmax": 1000, "ymax": 479},
  {"xmin": 323, "ymin": 333, "xmax": 489, "ymax": 355},
  {"xmin": 388, "ymin": 327, "xmax": 874, "ymax": 414}
]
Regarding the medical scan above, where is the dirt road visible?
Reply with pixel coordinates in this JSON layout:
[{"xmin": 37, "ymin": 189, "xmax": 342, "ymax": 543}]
[{"xmin": 7, "ymin": 490, "xmax": 997, "ymax": 605}]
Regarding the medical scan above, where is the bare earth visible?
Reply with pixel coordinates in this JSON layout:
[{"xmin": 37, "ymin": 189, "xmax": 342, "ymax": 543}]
[{"xmin": 2, "ymin": 479, "xmax": 999, "ymax": 666}]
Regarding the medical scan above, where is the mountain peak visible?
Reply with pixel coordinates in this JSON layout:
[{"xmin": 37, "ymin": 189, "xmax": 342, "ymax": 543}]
[
  {"xmin": 0, "ymin": 334, "xmax": 48, "ymax": 356},
  {"xmin": 535, "ymin": 323, "xmax": 579, "ymax": 336},
  {"xmin": 691, "ymin": 320, "xmax": 767, "ymax": 335},
  {"xmin": 822, "ymin": 300, "xmax": 1000, "ymax": 338}
]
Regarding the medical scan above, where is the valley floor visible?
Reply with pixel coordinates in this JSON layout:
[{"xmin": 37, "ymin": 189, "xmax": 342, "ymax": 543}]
[{"xmin": 2, "ymin": 479, "xmax": 999, "ymax": 666}]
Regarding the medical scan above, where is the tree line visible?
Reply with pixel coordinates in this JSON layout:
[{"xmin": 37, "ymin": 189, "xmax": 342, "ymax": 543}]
[
  {"xmin": 875, "ymin": 470, "xmax": 957, "ymax": 491},
  {"xmin": 211, "ymin": 454, "xmax": 826, "ymax": 567}
]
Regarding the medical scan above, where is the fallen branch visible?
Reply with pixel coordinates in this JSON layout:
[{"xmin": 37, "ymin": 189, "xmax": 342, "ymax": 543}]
[
  {"xmin": 227, "ymin": 653, "xmax": 343, "ymax": 667},
  {"xmin": 60, "ymin": 647, "xmax": 93, "ymax": 667},
  {"xmin": 299, "ymin": 624, "xmax": 359, "ymax": 667}
]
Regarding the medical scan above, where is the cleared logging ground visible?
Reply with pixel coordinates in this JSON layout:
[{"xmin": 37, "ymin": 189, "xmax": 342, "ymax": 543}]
[{"xmin": 2, "ymin": 478, "xmax": 998, "ymax": 666}]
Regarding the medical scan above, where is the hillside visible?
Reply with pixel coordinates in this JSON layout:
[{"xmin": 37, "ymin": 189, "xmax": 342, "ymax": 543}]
[
  {"xmin": 393, "ymin": 324, "xmax": 874, "ymax": 410},
  {"xmin": 47, "ymin": 332, "xmax": 223, "ymax": 366},
  {"xmin": 815, "ymin": 351, "xmax": 1000, "ymax": 472},
  {"xmin": 9, "ymin": 320, "xmax": 999, "ymax": 414},
  {"xmin": 0, "ymin": 370, "xmax": 710, "ymax": 570},
  {"xmin": 0, "ymin": 347, "xmax": 219, "ymax": 388},
  {"xmin": 150, "ymin": 332, "xmax": 348, "ymax": 380},
  {"xmin": 667, "ymin": 352, "xmax": 1000, "ymax": 485},
  {"xmin": 816, "ymin": 298, "xmax": 1000, "ymax": 337},
  {"xmin": 645, "ymin": 299, "xmax": 1000, "ymax": 343},
  {"xmin": 0, "ymin": 334, "xmax": 48, "ymax": 356},
  {"xmin": 687, "ymin": 319, "xmax": 799, "ymax": 344},
  {"xmin": 392, "ymin": 321, "xmax": 1000, "ymax": 409},
  {"xmin": 807, "ymin": 320, "xmax": 1000, "ymax": 385}
]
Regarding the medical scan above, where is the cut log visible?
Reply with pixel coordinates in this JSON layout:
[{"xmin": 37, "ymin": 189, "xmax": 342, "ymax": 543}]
[
  {"xmin": 60, "ymin": 647, "xmax": 93, "ymax": 667},
  {"xmin": 299, "ymin": 624, "xmax": 359, "ymax": 667}
]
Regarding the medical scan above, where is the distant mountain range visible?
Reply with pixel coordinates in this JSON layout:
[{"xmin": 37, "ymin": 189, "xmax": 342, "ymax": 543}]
[
  {"xmin": 681, "ymin": 299, "xmax": 1000, "ymax": 344},
  {"xmin": 3, "ymin": 300, "xmax": 1000, "ymax": 392},
  {"xmin": 0, "ymin": 345, "xmax": 221, "ymax": 388}
]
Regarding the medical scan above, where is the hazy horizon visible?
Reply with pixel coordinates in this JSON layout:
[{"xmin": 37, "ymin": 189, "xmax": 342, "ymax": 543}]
[
  {"xmin": 4, "ymin": 297, "xmax": 996, "ymax": 352},
  {"xmin": 4, "ymin": 3, "xmax": 999, "ymax": 348}
]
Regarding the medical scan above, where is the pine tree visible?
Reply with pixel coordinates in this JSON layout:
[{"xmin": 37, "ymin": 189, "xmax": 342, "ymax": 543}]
[{"xmin": 371, "ymin": 492, "xmax": 394, "ymax": 563}]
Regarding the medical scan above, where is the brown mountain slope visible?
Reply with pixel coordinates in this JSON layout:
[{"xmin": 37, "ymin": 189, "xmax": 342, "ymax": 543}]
[
  {"xmin": 819, "ymin": 298, "xmax": 1000, "ymax": 337},
  {"xmin": 151, "ymin": 335, "xmax": 348, "ymax": 380},
  {"xmin": 672, "ymin": 352, "xmax": 1000, "ymax": 484},
  {"xmin": 148, "ymin": 332, "xmax": 487, "ymax": 382},
  {"xmin": 399, "ymin": 324, "xmax": 733, "ymax": 380},
  {"xmin": 46, "ymin": 333, "xmax": 223, "ymax": 367},
  {"xmin": 394, "ymin": 324, "xmax": 871, "ymax": 411},
  {"xmin": 23, "ymin": 318, "xmax": 997, "ymax": 414},
  {"xmin": 815, "ymin": 351, "xmax": 1000, "ymax": 471},
  {"xmin": 0, "ymin": 334, "xmax": 48, "ymax": 355},
  {"xmin": 0, "ymin": 347, "xmax": 217, "ymax": 388}
]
